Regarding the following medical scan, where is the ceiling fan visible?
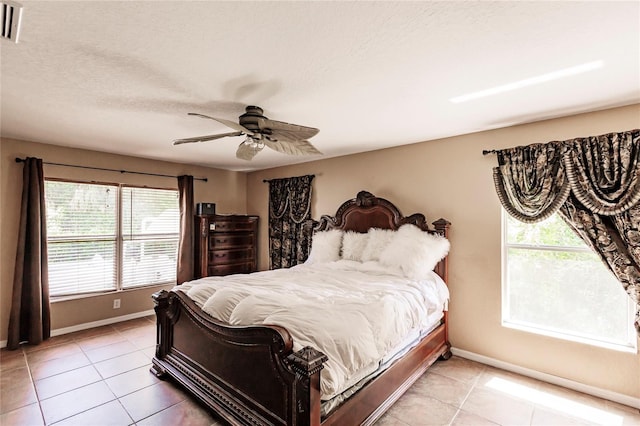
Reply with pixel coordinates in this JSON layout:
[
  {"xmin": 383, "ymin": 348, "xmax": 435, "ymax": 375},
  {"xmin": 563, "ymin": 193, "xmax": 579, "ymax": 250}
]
[{"xmin": 173, "ymin": 106, "xmax": 321, "ymax": 161}]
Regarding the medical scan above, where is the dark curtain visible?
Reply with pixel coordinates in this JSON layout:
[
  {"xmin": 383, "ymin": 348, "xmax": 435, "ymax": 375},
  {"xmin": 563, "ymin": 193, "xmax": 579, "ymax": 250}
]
[
  {"xmin": 176, "ymin": 175, "xmax": 194, "ymax": 285},
  {"xmin": 493, "ymin": 142, "xmax": 570, "ymax": 223},
  {"xmin": 268, "ymin": 175, "xmax": 314, "ymax": 269},
  {"xmin": 8, "ymin": 157, "xmax": 51, "ymax": 349},
  {"xmin": 491, "ymin": 129, "xmax": 640, "ymax": 335}
]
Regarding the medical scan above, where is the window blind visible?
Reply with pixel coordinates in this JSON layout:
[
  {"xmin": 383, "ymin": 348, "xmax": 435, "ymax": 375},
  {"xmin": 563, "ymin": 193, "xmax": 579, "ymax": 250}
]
[
  {"xmin": 46, "ymin": 181, "xmax": 118, "ymax": 296},
  {"xmin": 121, "ymin": 187, "xmax": 179, "ymax": 288},
  {"xmin": 45, "ymin": 181, "xmax": 179, "ymax": 297}
]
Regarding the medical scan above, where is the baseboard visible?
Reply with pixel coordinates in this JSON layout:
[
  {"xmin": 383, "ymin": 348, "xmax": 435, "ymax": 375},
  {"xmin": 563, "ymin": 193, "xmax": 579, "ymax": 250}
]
[
  {"xmin": 0, "ymin": 310, "xmax": 155, "ymax": 349},
  {"xmin": 452, "ymin": 347, "xmax": 640, "ymax": 410}
]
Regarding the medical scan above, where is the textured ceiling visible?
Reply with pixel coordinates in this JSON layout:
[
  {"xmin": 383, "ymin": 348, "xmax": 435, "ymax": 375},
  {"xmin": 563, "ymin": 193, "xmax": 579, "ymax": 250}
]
[{"xmin": 1, "ymin": 1, "xmax": 639, "ymax": 171}]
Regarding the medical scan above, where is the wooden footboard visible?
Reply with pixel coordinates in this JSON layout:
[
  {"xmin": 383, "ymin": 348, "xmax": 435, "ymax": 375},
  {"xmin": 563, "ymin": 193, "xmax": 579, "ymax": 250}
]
[
  {"xmin": 151, "ymin": 289, "xmax": 450, "ymax": 426},
  {"xmin": 151, "ymin": 289, "xmax": 328, "ymax": 426}
]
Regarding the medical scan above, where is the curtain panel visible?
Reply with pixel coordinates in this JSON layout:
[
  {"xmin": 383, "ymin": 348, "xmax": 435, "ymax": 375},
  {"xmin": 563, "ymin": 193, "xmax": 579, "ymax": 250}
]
[
  {"xmin": 176, "ymin": 175, "xmax": 194, "ymax": 285},
  {"xmin": 268, "ymin": 175, "xmax": 314, "ymax": 269},
  {"xmin": 8, "ymin": 157, "xmax": 51, "ymax": 349},
  {"xmin": 491, "ymin": 129, "xmax": 640, "ymax": 334}
]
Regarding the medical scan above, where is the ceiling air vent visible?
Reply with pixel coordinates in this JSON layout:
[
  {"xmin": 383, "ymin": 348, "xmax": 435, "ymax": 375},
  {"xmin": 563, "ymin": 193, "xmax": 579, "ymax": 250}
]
[{"xmin": 1, "ymin": 1, "xmax": 22, "ymax": 43}]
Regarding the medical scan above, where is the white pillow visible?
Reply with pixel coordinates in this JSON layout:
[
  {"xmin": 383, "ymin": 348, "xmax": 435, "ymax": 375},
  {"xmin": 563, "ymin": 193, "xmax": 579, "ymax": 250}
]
[
  {"xmin": 202, "ymin": 287, "xmax": 249, "ymax": 323},
  {"xmin": 341, "ymin": 231, "xmax": 369, "ymax": 262},
  {"xmin": 379, "ymin": 224, "xmax": 450, "ymax": 279},
  {"xmin": 361, "ymin": 228, "xmax": 395, "ymax": 262},
  {"xmin": 306, "ymin": 229, "xmax": 344, "ymax": 264}
]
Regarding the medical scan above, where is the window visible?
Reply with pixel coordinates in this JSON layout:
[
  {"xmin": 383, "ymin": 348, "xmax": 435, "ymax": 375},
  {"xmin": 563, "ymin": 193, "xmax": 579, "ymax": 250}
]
[
  {"xmin": 502, "ymin": 212, "xmax": 636, "ymax": 351},
  {"xmin": 45, "ymin": 180, "xmax": 179, "ymax": 297}
]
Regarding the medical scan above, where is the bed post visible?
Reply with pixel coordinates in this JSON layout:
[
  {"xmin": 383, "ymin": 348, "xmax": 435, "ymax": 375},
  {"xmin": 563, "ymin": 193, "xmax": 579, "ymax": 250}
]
[
  {"xmin": 432, "ymin": 218, "xmax": 450, "ymax": 282},
  {"xmin": 287, "ymin": 347, "xmax": 328, "ymax": 426},
  {"xmin": 432, "ymin": 218, "xmax": 452, "ymax": 360},
  {"xmin": 150, "ymin": 290, "xmax": 172, "ymax": 377}
]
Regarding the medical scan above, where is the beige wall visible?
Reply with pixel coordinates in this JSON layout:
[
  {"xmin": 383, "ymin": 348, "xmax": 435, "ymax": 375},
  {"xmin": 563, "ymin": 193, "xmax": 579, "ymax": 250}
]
[
  {"xmin": 1, "ymin": 138, "xmax": 246, "ymax": 339},
  {"xmin": 246, "ymin": 104, "xmax": 640, "ymax": 401}
]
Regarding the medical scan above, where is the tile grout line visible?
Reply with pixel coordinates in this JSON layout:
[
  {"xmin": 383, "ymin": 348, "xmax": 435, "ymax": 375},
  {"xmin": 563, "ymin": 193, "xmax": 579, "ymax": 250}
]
[
  {"xmin": 447, "ymin": 362, "xmax": 490, "ymax": 426},
  {"xmin": 21, "ymin": 346, "xmax": 47, "ymax": 426},
  {"xmin": 113, "ymin": 396, "xmax": 135, "ymax": 426},
  {"xmin": 60, "ymin": 320, "xmax": 157, "ymax": 425},
  {"xmin": 0, "ymin": 321, "xmax": 143, "ymax": 425},
  {"xmin": 28, "ymin": 326, "xmax": 131, "ymax": 425}
]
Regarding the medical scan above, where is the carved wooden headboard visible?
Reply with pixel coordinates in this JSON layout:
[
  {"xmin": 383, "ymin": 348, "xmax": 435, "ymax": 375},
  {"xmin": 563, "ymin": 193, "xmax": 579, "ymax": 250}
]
[{"xmin": 312, "ymin": 191, "xmax": 450, "ymax": 282}]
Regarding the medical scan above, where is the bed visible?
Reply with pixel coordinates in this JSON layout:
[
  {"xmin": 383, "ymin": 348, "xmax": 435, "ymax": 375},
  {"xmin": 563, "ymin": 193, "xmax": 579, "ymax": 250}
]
[{"xmin": 151, "ymin": 190, "xmax": 451, "ymax": 425}]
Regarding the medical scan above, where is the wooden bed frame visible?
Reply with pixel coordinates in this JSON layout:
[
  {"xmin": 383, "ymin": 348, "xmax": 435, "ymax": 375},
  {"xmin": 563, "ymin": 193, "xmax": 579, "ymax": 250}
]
[{"xmin": 151, "ymin": 191, "xmax": 451, "ymax": 425}]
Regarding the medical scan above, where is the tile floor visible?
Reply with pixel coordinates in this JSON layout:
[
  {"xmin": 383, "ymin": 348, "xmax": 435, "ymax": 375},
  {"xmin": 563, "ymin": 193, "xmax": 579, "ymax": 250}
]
[{"xmin": 1, "ymin": 315, "xmax": 639, "ymax": 426}]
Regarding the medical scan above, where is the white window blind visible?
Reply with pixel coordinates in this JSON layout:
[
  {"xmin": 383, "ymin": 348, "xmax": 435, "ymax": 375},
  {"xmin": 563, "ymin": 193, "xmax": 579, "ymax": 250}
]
[
  {"xmin": 45, "ymin": 180, "xmax": 179, "ymax": 297},
  {"xmin": 46, "ymin": 181, "xmax": 118, "ymax": 296},
  {"xmin": 121, "ymin": 187, "xmax": 179, "ymax": 289}
]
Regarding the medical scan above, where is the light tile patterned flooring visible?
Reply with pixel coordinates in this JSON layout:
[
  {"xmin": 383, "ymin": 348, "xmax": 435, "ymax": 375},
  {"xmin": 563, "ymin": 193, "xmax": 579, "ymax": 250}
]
[{"xmin": 1, "ymin": 315, "xmax": 639, "ymax": 425}]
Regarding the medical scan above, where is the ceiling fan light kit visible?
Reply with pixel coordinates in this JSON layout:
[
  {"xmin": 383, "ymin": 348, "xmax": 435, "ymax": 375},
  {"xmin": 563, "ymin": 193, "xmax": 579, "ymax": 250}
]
[
  {"xmin": 173, "ymin": 105, "xmax": 321, "ymax": 161},
  {"xmin": 243, "ymin": 135, "xmax": 265, "ymax": 148}
]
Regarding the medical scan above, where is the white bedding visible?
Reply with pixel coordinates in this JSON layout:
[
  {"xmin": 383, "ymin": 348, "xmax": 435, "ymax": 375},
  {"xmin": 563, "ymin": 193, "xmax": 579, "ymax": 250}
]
[{"xmin": 175, "ymin": 260, "xmax": 449, "ymax": 400}]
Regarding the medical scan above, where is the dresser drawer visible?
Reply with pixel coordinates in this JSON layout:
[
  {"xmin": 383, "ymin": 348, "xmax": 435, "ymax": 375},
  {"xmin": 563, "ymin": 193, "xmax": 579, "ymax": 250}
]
[
  {"xmin": 208, "ymin": 262, "xmax": 254, "ymax": 276},
  {"xmin": 213, "ymin": 219, "xmax": 256, "ymax": 232},
  {"xmin": 209, "ymin": 233, "xmax": 254, "ymax": 249},
  {"xmin": 194, "ymin": 214, "xmax": 258, "ymax": 279},
  {"xmin": 209, "ymin": 248, "xmax": 254, "ymax": 264}
]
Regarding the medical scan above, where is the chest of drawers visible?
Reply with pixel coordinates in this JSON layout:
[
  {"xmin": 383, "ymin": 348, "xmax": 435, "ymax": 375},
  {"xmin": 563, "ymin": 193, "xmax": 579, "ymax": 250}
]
[{"xmin": 194, "ymin": 214, "xmax": 259, "ymax": 278}]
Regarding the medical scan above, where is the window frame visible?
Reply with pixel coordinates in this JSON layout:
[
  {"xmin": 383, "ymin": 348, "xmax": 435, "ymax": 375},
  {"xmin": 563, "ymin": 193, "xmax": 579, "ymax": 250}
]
[
  {"xmin": 501, "ymin": 210, "xmax": 637, "ymax": 353},
  {"xmin": 45, "ymin": 178, "xmax": 179, "ymax": 299}
]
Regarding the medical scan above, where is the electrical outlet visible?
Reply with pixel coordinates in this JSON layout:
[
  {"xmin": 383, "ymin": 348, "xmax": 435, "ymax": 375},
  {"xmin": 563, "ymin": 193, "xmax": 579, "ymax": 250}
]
[{"xmin": 113, "ymin": 299, "xmax": 121, "ymax": 309}]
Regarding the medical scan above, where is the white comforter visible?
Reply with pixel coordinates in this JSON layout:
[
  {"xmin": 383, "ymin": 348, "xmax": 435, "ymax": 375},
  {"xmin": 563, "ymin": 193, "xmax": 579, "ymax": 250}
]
[{"xmin": 176, "ymin": 260, "xmax": 449, "ymax": 400}]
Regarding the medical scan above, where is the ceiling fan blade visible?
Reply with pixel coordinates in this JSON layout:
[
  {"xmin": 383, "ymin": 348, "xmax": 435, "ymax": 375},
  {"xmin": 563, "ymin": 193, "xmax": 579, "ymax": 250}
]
[
  {"xmin": 264, "ymin": 139, "xmax": 322, "ymax": 156},
  {"xmin": 173, "ymin": 131, "xmax": 243, "ymax": 145},
  {"xmin": 187, "ymin": 112, "xmax": 254, "ymax": 135},
  {"xmin": 257, "ymin": 118, "xmax": 319, "ymax": 142},
  {"xmin": 236, "ymin": 141, "xmax": 263, "ymax": 160}
]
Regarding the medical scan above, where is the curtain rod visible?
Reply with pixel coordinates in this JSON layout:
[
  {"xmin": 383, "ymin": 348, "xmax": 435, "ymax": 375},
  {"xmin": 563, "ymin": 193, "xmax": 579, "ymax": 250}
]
[
  {"xmin": 15, "ymin": 158, "xmax": 208, "ymax": 182},
  {"xmin": 482, "ymin": 150, "xmax": 498, "ymax": 156},
  {"xmin": 262, "ymin": 174, "xmax": 315, "ymax": 183}
]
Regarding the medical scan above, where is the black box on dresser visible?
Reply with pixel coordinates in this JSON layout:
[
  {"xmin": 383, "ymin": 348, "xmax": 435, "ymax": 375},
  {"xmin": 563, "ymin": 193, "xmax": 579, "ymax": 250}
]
[{"xmin": 196, "ymin": 202, "xmax": 216, "ymax": 216}]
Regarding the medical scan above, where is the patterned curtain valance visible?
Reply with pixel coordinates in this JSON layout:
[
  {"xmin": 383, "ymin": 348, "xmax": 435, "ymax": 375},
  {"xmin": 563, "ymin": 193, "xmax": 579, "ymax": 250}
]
[
  {"xmin": 494, "ymin": 142, "xmax": 570, "ymax": 223},
  {"xmin": 564, "ymin": 131, "xmax": 640, "ymax": 215},
  {"xmin": 269, "ymin": 178, "xmax": 290, "ymax": 219},
  {"xmin": 288, "ymin": 175, "xmax": 314, "ymax": 224},
  {"xmin": 268, "ymin": 175, "xmax": 314, "ymax": 223},
  {"xmin": 493, "ymin": 129, "xmax": 640, "ymax": 221}
]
